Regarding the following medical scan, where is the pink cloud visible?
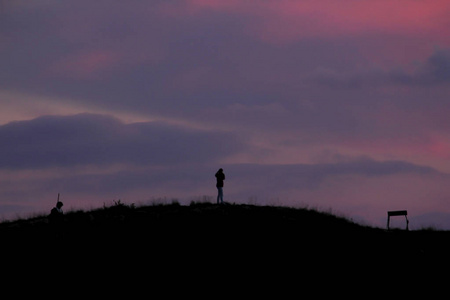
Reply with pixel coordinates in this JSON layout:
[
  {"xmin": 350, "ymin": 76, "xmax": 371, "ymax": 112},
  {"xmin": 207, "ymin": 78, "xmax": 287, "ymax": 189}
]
[
  {"xmin": 334, "ymin": 130, "xmax": 450, "ymax": 174},
  {"xmin": 175, "ymin": 0, "xmax": 450, "ymax": 45},
  {"xmin": 48, "ymin": 50, "xmax": 120, "ymax": 80}
]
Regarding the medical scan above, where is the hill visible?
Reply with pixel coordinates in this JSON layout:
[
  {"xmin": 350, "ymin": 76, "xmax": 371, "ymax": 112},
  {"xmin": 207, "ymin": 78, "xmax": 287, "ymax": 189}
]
[{"xmin": 1, "ymin": 202, "xmax": 449, "ymax": 272}]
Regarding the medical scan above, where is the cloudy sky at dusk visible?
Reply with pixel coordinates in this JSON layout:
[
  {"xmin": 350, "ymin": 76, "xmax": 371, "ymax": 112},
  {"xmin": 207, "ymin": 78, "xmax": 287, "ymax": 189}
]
[{"xmin": 1, "ymin": 0, "xmax": 450, "ymax": 228}]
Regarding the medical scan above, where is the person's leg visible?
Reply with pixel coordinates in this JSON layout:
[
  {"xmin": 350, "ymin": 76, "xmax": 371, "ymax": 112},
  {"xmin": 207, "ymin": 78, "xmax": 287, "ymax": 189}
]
[
  {"xmin": 219, "ymin": 187, "xmax": 223, "ymax": 204},
  {"xmin": 217, "ymin": 187, "xmax": 221, "ymax": 204}
]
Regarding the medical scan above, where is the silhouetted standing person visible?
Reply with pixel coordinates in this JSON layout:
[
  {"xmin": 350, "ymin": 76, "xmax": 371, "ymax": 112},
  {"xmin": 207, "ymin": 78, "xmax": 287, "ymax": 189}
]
[{"xmin": 215, "ymin": 168, "xmax": 225, "ymax": 204}]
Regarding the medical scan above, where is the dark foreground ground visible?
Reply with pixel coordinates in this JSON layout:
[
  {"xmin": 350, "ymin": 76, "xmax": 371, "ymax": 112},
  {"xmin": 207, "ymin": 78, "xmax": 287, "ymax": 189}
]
[
  {"xmin": 1, "ymin": 202, "xmax": 449, "ymax": 286},
  {"xmin": 2, "ymin": 202, "xmax": 449, "ymax": 256}
]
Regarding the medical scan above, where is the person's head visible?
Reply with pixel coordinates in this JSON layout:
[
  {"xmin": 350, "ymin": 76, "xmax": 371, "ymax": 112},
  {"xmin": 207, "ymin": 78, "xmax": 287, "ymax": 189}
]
[
  {"xmin": 218, "ymin": 168, "xmax": 223, "ymax": 173},
  {"xmin": 56, "ymin": 201, "xmax": 64, "ymax": 209}
]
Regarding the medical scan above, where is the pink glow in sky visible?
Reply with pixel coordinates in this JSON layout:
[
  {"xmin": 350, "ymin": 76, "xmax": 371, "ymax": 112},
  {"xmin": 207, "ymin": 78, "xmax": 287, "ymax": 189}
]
[
  {"xmin": 48, "ymin": 50, "xmax": 120, "ymax": 79},
  {"xmin": 180, "ymin": 0, "xmax": 450, "ymax": 44},
  {"xmin": 1, "ymin": 1, "xmax": 450, "ymax": 228}
]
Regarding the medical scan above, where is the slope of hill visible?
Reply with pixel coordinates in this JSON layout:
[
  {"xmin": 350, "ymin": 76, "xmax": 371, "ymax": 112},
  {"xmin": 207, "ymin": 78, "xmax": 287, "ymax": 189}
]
[{"xmin": 1, "ymin": 202, "xmax": 448, "ymax": 270}]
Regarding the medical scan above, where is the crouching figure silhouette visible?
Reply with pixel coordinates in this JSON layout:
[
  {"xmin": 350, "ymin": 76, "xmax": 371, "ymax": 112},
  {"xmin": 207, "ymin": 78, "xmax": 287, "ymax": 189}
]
[{"xmin": 49, "ymin": 201, "xmax": 64, "ymax": 239}]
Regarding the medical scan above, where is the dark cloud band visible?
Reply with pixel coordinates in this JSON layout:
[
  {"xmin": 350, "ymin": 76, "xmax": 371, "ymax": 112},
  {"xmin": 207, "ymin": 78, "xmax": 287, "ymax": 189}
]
[{"xmin": 0, "ymin": 113, "xmax": 244, "ymax": 169}]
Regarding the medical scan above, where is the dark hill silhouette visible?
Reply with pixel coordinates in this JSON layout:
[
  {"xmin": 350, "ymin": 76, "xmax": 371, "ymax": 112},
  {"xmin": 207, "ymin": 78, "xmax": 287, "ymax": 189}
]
[
  {"xmin": 0, "ymin": 201, "xmax": 369, "ymax": 242},
  {"xmin": 1, "ymin": 201, "xmax": 449, "ymax": 275}
]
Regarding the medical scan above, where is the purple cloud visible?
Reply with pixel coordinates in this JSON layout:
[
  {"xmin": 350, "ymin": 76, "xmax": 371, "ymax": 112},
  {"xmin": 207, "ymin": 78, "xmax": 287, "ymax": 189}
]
[{"xmin": 0, "ymin": 114, "xmax": 244, "ymax": 169}]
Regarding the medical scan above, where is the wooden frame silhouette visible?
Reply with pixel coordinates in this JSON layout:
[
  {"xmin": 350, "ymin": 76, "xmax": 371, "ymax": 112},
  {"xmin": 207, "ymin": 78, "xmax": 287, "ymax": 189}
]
[{"xmin": 387, "ymin": 210, "xmax": 409, "ymax": 230}]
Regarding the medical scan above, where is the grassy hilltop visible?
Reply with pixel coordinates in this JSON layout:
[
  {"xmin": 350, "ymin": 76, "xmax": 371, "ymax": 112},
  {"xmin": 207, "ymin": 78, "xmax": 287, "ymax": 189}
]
[{"xmin": 1, "ymin": 201, "xmax": 449, "ymax": 270}]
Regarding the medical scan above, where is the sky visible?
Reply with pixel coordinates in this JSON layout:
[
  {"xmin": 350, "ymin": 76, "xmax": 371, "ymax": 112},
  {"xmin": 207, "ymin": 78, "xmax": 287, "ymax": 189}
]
[{"xmin": 1, "ymin": 0, "xmax": 450, "ymax": 229}]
